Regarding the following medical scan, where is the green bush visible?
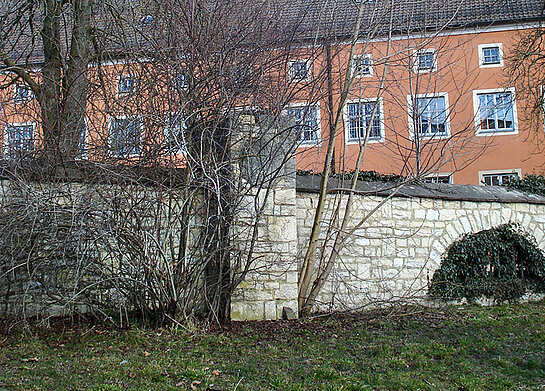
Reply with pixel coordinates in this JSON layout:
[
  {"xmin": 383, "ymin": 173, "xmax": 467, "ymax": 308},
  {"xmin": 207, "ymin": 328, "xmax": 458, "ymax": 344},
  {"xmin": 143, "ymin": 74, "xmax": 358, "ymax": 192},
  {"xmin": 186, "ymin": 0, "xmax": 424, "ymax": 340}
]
[
  {"xmin": 507, "ymin": 174, "xmax": 545, "ymax": 197},
  {"xmin": 334, "ymin": 170, "xmax": 405, "ymax": 182},
  {"xmin": 429, "ymin": 223, "xmax": 545, "ymax": 302}
]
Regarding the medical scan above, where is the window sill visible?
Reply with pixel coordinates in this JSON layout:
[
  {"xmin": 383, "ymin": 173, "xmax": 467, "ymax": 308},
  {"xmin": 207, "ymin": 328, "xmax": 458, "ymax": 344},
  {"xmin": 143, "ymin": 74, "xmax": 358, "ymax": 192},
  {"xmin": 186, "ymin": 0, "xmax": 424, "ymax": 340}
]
[
  {"xmin": 297, "ymin": 140, "xmax": 321, "ymax": 147},
  {"xmin": 110, "ymin": 153, "xmax": 142, "ymax": 159},
  {"xmin": 413, "ymin": 68, "xmax": 436, "ymax": 74},
  {"xmin": 353, "ymin": 73, "xmax": 373, "ymax": 79},
  {"xmin": 346, "ymin": 138, "xmax": 383, "ymax": 145},
  {"xmin": 417, "ymin": 133, "xmax": 450, "ymax": 140},
  {"xmin": 476, "ymin": 129, "xmax": 517, "ymax": 137},
  {"xmin": 479, "ymin": 63, "xmax": 503, "ymax": 69}
]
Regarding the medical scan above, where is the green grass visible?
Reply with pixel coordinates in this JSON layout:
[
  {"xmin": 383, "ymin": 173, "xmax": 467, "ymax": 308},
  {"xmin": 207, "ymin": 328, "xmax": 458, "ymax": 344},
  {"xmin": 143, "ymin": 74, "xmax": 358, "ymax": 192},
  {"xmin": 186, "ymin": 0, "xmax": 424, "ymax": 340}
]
[{"xmin": 1, "ymin": 302, "xmax": 545, "ymax": 390}]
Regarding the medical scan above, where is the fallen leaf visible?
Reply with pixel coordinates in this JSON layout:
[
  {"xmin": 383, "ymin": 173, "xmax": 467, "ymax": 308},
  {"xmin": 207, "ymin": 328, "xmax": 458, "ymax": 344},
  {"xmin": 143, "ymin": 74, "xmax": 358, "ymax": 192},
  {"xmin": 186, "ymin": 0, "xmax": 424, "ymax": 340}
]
[
  {"xmin": 191, "ymin": 380, "xmax": 201, "ymax": 390},
  {"xmin": 21, "ymin": 357, "xmax": 38, "ymax": 363}
]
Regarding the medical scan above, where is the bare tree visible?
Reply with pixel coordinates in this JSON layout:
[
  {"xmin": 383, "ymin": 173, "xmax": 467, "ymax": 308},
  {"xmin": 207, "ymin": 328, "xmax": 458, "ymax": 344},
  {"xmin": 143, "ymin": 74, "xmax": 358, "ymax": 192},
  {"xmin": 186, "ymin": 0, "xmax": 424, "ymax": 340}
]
[
  {"xmin": 0, "ymin": 0, "xmax": 101, "ymax": 162},
  {"xmin": 297, "ymin": 0, "xmax": 501, "ymax": 315},
  {"xmin": 508, "ymin": 13, "xmax": 545, "ymax": 161},
  {"xmin": 0, "ymin": 0, "xmax": 321, "ymax": 325}
]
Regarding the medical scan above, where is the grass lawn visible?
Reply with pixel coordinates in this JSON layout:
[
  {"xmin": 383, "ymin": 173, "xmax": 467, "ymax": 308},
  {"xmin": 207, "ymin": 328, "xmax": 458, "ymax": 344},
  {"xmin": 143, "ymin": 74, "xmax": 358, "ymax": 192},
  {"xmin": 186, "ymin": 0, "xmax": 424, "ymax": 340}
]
[{"xmin": 0, "ymin": 302, "xmax": 544, "ymax": 390}]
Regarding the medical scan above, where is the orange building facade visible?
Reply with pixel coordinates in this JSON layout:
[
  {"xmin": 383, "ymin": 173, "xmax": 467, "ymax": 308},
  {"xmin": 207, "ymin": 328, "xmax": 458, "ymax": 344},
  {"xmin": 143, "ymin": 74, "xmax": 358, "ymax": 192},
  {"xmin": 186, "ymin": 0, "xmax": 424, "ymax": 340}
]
[
  {"xmin": 1, "ymin": 15, "xmax": 544, "ymax": 185},
  {"xmin": 289, "ymin": 22, "xmax": 545, "ymax": 185}
]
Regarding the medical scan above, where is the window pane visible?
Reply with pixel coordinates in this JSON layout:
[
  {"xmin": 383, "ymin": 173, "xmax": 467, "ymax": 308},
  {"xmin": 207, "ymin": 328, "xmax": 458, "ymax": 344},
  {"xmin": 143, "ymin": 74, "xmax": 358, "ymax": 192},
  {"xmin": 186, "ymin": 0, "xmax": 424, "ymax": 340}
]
[
  {"xmin": 365, "ymin": 102, "xmax": 381, "ymax": 138},
  {"xmin": 417, "ymin": 51, "xmax": 435, "ymax": 70},
  {"xmin": 482, "ymin": 172, "xmax": 519, "ymax": 186},
  {"xmin": 347, "ymin": 101, "xmax": 381, "ymax": 141},
  {"xmin": 14, "ymin": 85, "xmax": 32, "ymax": 103},
  {"xmin": 110, "ymin": 117, "xmax": 141, "ymax": 157},
  {"xmin": 482, "ymin": 47, "xmax": 500, "ymax": 64},
  {"xmin": 118, "ymin": 76, "xmax": 135, "ymax": 94},
  {"xmin": 353, "ymin": 56, "xmax": 371, "ymax": 76},
  {"xmin": 416, "ymin": 96, "xmax": 447, "ymax": 136},
  {"xmin": 425, "ymin": 175, "xmax": 450, "ymax": 184},
  {"xmin": 165, "ymin": 115, "xmax": 187, "ymax": 153},
  {"xmin": 6, "ymin": 125, "xmax": 34, "ymax": 158},
  {"xmin": 477, "ymin": 92, "xmax": 514, "ymax": 132},
  {"xmin": 78, "ymin": 123, "xmax": 87, "ymax": 158},
  {"xmin": 287, "ymin": 106, "xmax": 318, "ymax": 142},
  {"xmin": 291, "ymin": 62, "xmax": 308, "ymax": 80}
]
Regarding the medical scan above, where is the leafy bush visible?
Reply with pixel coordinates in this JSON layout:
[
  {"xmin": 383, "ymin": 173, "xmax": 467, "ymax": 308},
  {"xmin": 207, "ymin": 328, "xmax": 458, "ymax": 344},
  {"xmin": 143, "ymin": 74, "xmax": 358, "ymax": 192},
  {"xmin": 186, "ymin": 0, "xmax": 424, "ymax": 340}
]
[
  {"xmin": 429, "ymin": 223, "xmax": 545, "ymax": 302},
  {"xmin": 507, "ymin": 174, "xmax": 545, "ymax": 197},
  {"xmin": 297, "ymin": 170, "xmax": 405, "ymax": 182},
  {"xmin": 334, "ymin": 170, "xmax": 405, "ymax": 182}
]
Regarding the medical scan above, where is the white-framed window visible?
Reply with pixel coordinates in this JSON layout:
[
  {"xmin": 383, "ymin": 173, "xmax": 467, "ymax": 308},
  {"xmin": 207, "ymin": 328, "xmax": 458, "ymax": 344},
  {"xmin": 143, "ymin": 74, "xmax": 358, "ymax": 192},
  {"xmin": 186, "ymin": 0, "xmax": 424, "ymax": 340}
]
[
  {"xmin": 13, "ymin": 84, "xmax": 32, "ymax": 104},
  {"xmin": 76, "ymin": 119, "xmax": 88, "ymax": 159},
  {"xmin": 478, "ymin": 43, "xmax": 503, "ymax": 68},
  {"xmin": 285, "ymin": 104, "xmax": 320, "ymax": 145},
  {"xmin": 413, "ymin": 49, "xmax": 437, "ymax": 73},
  {"xmin": 108, "ymin": 115, "xmax": 142, "ymax": 157},
  {"xmin": 479, "ymin": 169, "xmax": 521, "ymax": 186},
  {"xmin": 473, "ymin": 88, "xmax": 517, "ymax": 135},
  {"xmin": 542, "ymin": 85, "xmax": 545, "ymax": 131},
  {"xmin": 117, "ymin": 75, "xmax": 137, "ymax": 96},
  {"xmin": 289, "ymin": 60, "xmax": 310, "ymax": 81},
  {"xmin": 177, "ymin": 73, "xmax": 188, "ymax": 89},
  {"xmin": 3, "ymin": 122, "xmax": 35, "ymax": 158},
  {"xmin": 164, "ymin": 113, "xmax": 187, "ymax": 154},
  {"xmin": 408, "ymin": 93, "xmax": 450, "ymax": 138},
  {"xmin": 352, "ymin": 54, "xmax": 373, "ymax": 77},
  {"xmin": 424, "ymin": 174, "xmax": 452, "ymax": 184},
  {"xmin": 344, "ymin": 98, "xmax": 383, "ymax": 143}
]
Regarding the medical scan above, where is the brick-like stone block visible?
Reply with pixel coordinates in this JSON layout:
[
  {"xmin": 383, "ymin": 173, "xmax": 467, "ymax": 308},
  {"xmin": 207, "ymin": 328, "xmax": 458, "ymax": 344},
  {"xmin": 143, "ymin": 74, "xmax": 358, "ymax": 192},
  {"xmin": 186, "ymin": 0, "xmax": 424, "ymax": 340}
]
[{"xmin": 274, "ymin": 188, "xmax": 295, "ymax": 205}]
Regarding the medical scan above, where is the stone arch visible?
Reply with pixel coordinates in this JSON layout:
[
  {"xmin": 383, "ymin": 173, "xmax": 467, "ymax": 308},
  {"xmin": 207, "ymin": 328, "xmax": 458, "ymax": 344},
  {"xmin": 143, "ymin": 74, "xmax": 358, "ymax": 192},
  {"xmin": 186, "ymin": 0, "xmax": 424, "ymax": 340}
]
[{"xmin": 428, "ymin": 202, "xmax": 545, "ymax": 272}]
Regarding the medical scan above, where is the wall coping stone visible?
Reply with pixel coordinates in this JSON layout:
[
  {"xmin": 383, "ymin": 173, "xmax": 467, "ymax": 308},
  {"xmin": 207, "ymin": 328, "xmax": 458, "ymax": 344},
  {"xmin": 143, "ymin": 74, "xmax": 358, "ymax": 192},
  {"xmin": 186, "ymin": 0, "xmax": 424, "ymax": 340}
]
[{"xmin": 296, "ymin": 174, "xmax": 545, "ymax": 205}]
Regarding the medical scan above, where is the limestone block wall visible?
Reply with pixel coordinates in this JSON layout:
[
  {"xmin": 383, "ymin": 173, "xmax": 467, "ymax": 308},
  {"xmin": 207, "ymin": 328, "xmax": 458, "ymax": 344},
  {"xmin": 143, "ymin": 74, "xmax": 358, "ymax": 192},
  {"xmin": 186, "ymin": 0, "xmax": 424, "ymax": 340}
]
[
  {"xmin": 229, "ymin": 114, "xmax": 299, "ymax": 321},
  {"xmin": 233, "ymin": 179, "xmax": 545, "ymax": 320},
  {"xmin": 230, "ymin": 176, "xmax": 299, "ymax": 320},
  {"xmin": 296, "ymin": 192, "xmax": 545, "ymax": 312}
]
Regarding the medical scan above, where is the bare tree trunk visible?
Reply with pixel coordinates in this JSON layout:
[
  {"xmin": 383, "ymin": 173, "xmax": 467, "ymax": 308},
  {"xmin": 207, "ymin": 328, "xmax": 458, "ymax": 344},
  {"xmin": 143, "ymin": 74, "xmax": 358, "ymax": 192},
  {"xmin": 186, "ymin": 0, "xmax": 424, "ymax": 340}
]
[
  {"xmin": 298, "ymin": 0, "xmax": 392, "ymax": 315},
  {"xmin": 297, "ymin": 0, "xmax": 369, "ymax": 312},
  {"xmin": 300, "ymin": 4, "xmax": 395, "ymax": 315},
  {"xmin": 40, "ymin": 0, "xmax": 63, "ymax": 160},
  {"xmin": 61, "ymin": 0, "xmax": 92, "ymax": 160}
]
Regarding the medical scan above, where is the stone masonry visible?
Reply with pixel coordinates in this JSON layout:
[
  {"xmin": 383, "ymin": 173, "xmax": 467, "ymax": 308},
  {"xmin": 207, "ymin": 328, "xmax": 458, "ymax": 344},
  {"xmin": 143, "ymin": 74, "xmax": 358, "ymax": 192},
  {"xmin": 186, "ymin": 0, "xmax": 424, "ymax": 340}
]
[
  {"xmin": 231, "ymin": 174, "xmax": 545, "ymax": 320},
  {"xmin": 229, "ymin": 114, "xmax": 299, "ymax": 320}
]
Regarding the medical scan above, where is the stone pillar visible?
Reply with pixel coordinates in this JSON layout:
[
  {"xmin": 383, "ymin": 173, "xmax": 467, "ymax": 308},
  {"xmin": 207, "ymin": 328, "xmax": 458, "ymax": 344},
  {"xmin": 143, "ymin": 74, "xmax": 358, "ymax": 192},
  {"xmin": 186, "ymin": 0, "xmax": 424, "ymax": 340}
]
[{"xmin": 229, "ymin": 113, "xmax": 299, "ymax": 320}]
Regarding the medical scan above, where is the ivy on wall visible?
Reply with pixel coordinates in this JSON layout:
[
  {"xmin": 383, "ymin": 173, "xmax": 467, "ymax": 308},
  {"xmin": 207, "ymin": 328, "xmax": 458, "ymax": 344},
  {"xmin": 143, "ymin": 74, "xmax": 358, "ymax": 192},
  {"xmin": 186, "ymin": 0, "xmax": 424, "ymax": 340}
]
[
  {"xmin": 325, "ymin": 170, "xmax": 405, "ymax": 182},
  {"xmin": 429, "ymin": 223, "xmax": 545, "ymax": 302},
  {"xmin": 507, "ymin": 174, "xmax": 545, "ymax": 197}
]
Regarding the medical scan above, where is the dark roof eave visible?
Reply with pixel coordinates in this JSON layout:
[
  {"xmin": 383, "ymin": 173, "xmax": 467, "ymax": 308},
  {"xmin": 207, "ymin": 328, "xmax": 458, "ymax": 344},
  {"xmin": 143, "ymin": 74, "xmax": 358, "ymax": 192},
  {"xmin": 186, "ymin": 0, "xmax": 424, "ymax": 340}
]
[
  {"xmin": 296, "ymin": 173, "xmax": 545, "ymax": 205},
  {"xmin": 293, "ymin": 17, "xmax": 543, "ymax": 45}
]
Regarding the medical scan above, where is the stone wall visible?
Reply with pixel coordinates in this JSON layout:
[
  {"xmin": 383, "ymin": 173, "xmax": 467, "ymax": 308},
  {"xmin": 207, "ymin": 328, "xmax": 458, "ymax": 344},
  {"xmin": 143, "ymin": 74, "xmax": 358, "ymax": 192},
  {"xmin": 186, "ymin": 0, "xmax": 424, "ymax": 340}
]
[
  {"xmin": 229, "ymin": 114, "xmax": 299, "ymax": 321},
  {"xmin": 230, "ymin": 178, "xmax": 299, "ymax": 320},
  {"xmin": 232, "ymin": 175, "xmax": 545, "ymax": 320},
  {"xmin": 296, "ymin": 192, "xmax": 545, "ymax": 312}
]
